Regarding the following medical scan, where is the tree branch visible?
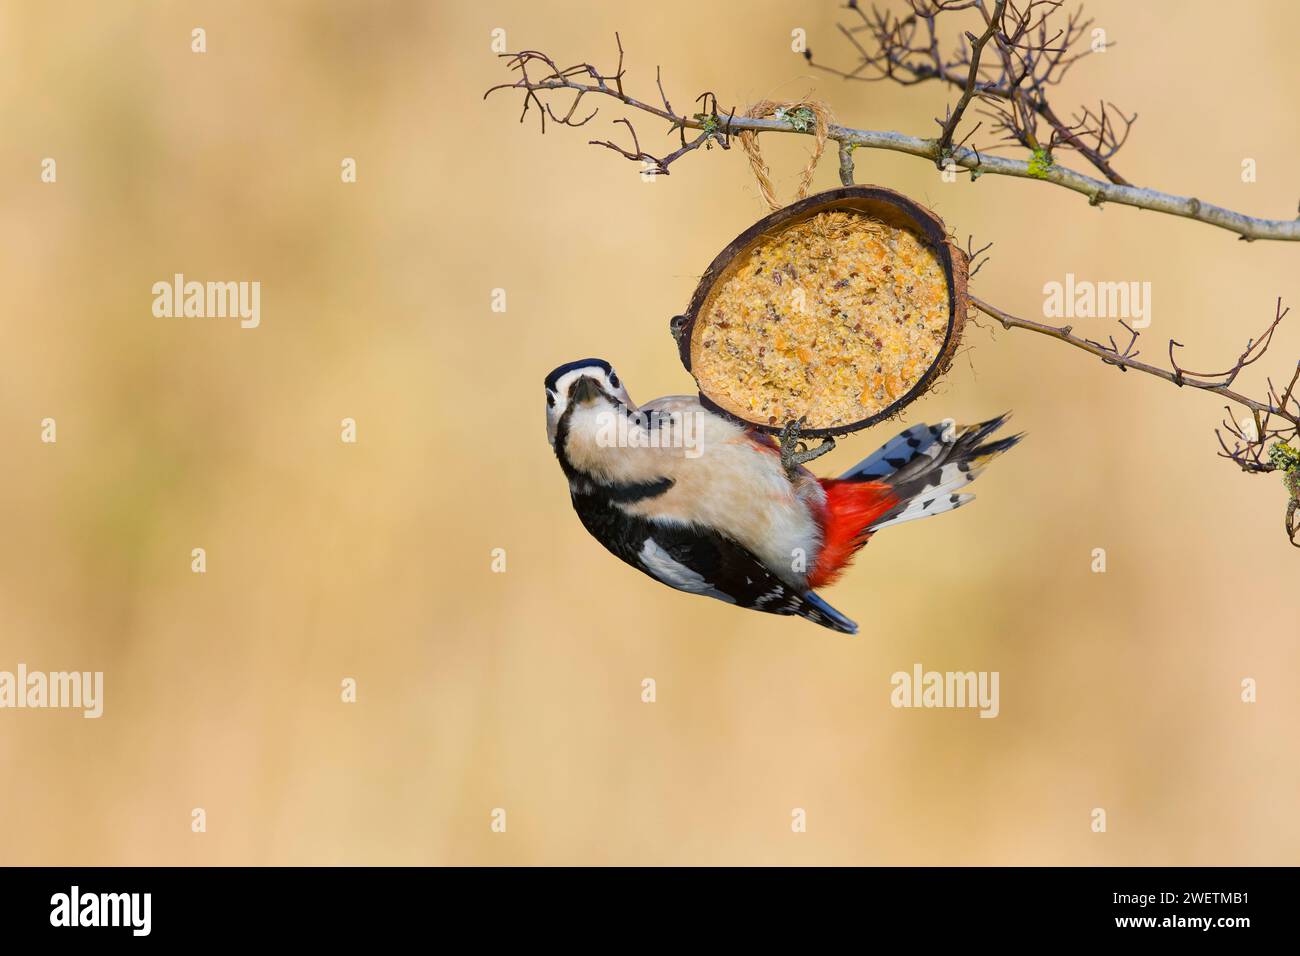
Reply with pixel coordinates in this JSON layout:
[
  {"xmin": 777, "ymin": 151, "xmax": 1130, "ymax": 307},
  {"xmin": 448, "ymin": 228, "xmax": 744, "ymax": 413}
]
[
  {"xmin": 485, "ymin": 34, "xmax": 1300, "ymax": 241},
  {"xmin": 934, "ymin": 0, "xmax": 1008, "ymax": 157},
  {"xmin": 810, "ymin": 0, "xmax": 1138, "ymax": 185},
  {"xmin": 968, "ymin": 295, "xmax": 1297, "ymax": 425},
  {"xmin": 968, "ymin": 294, "xmax": 1300, "ymax": 483}
]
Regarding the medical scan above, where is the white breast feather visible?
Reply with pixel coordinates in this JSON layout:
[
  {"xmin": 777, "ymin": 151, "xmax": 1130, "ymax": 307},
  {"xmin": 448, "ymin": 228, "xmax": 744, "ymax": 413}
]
[{"xmin": 609, "ymin": 397, "xmax": 824, "ymax": 586}]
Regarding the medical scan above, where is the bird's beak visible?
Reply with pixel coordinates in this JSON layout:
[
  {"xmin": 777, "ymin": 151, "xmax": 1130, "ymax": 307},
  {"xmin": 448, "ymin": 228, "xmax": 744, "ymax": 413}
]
[{"xmin": 569, "ymin": 375, "xmax": 603, "ymax": 407}]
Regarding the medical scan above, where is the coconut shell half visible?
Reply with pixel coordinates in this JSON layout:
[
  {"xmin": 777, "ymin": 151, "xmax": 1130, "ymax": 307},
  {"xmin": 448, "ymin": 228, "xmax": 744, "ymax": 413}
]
[{"xmin": 671, "ymin": 185, "xmax": 968, "ymax": 438}]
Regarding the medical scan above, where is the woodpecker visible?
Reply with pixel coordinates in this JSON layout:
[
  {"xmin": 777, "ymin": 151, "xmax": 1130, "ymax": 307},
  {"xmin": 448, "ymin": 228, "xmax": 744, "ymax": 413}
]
[{"xmin": 545, "ymin": 358, "xmax": 1022, "ymax": 634}]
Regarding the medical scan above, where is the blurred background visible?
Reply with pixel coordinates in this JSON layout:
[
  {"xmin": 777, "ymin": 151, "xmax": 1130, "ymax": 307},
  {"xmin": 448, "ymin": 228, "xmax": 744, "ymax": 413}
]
[{"xmin": 0, "ymin": 0, "xmax": 1296, "ymax": 865}]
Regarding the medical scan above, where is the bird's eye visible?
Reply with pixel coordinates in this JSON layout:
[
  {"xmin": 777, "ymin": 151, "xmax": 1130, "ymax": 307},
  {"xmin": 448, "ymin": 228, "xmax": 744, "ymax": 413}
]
[
  {"xmin": 546, "ymin": 390, "xmax": 555, "ymax": 408},
  {"xmin": 608, "ymin": 371, "xmax": 620, "ymax": 389}
]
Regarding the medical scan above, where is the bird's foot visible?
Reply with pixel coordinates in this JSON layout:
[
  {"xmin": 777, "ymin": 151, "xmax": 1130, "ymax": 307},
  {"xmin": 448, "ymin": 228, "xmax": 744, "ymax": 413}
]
[{"xmin": 778, "ymin": 417, "xmax": 835, "ymax": 475}]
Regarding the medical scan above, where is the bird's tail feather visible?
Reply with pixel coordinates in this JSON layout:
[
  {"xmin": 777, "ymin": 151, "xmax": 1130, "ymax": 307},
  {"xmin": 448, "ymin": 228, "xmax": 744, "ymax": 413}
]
[
  {"xmin": 798, "ymin": 591, "xmax": 859, "ymax": 635},
  {"xmin": 840, "ymin": 414, "xmax": 1023, "ymax": 533}
]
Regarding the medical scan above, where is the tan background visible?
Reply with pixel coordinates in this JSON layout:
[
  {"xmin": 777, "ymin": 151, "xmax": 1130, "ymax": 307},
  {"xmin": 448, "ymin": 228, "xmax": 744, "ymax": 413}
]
[{"xmin": 0, "ymin": 0, "xmax": 1296, "ymax": 865}]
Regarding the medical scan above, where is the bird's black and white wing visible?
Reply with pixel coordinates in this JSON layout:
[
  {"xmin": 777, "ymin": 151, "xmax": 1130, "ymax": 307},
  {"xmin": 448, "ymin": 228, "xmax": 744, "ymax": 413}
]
[{"xmin": 626, "ymin": 519, "xmax": 858, "ymax": 635}]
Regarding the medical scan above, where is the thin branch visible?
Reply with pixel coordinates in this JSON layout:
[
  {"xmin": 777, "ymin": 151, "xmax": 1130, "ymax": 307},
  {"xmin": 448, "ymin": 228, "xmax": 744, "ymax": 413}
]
[
  {"xmin": 969, "ymin": 294, "xmax": 1300, "ymax": 493},
  {"xmin": 812, "ymin": 0, "xmax": 1137, "ymax": 185},
  {"xmin": 968, "ymin": 294, "xmax": 1298, "ymax": 424},
  {"xmin": 975, "ymin": 291, "xmax": 1300, "ymax": 547},
  {"xmin": 1168, "ymin": 299, "xmax": 1287, "ymax": 388},
  {"xmin": 838, "ymin": 140, "xmax": 857, "ymax": 185},
  {"xmin": 965, "ymin": 235, "xmax": 994, "ymax": 277},
  {"xmin": 485, "ymin": 37, "xmax": 1300, "ymax": 241},
  {"xmin": 935, "ymin": 0, "xmax": 1008, "ymax": 157}
]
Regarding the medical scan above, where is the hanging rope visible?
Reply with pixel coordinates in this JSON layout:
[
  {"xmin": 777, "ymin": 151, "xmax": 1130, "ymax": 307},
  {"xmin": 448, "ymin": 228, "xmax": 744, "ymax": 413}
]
[{"xmin": 737, "ymin": 100, "xmax": 837, "ymax": 210}]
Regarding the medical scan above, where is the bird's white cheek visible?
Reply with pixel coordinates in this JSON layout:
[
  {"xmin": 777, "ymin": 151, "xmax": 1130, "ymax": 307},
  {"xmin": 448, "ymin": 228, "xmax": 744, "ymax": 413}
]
[
  {"xmin": 564, "ymin": 406, "xmax": 629, "ymax": 478},
  {"xmin": 546, "ymin": 406, "xmax": 563, "ymax": 446}
]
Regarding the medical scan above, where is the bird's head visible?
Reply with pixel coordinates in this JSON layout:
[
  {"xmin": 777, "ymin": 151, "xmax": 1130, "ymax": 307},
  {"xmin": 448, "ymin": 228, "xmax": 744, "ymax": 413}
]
[{"xmin": 544, "ymin": 358, "xmax": 633, "ymax": 448}]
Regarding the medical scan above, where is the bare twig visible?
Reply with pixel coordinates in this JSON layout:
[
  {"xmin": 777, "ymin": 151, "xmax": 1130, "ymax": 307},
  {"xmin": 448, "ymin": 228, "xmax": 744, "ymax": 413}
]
[
  {"xmin": 838, "ymin": 140, "xmax": 857, "ymax": 185},
  {"xmin": 485, "ymin": 35, "xmax": 732, "ymax": 177},
  {"xmin": 935, "ymin": 0, "xmax": 1009, "ymax": 159},
  {"xmin": 968, "ymin": 295, "xmax": 1297, "ymax": 424},
  {"xmin": 965, "ymin": 235, "xmax": 994, "ymax": 278},
  {"xmin": 485, "ymin": 31, "xmax": 1300, "ymax": 240},
  {"xmin": 969, "ymin": 294, "xmax": 1300, "ymax": 478},
  {"xmin": 811, "ymin": 0, "xmax": 1137, "ymax": 185}
]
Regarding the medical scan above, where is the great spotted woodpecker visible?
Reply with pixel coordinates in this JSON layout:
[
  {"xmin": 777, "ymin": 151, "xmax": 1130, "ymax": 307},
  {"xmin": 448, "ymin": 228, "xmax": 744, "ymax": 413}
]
[{"xmin": 545, "ymin": 358, "xmax": 1021, "ymax": 634}]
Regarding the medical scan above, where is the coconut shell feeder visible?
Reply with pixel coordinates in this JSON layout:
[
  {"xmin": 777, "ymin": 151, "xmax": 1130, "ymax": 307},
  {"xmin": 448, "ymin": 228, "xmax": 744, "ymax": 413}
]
[{"xmin": 670, "ymin": 185, "xmax": 969, "ymax": 439}]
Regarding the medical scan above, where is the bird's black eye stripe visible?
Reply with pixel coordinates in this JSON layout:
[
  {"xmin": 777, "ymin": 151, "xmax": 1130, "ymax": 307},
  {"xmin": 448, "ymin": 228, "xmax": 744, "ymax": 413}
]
[
  {"xmin": 546, "ymin": 390, "xmax": 556, "ymax": 408},
  {"xmin": 609, "ymin": 372, "xmax": 620, "ymax": 389}
]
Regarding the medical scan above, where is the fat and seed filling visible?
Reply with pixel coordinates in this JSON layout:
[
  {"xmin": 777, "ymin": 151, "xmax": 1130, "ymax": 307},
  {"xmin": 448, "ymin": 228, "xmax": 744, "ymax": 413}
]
[{"xmin": 691, "ymin": 210, "xmax": 950, "ymax": 430}]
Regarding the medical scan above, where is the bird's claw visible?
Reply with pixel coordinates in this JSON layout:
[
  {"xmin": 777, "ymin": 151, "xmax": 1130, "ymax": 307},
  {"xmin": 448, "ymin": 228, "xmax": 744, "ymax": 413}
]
[{"xmin": 778, "ymin": 416, "xmax": 835, "ymax": 475}]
